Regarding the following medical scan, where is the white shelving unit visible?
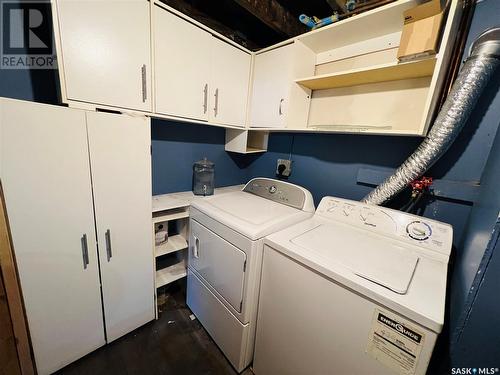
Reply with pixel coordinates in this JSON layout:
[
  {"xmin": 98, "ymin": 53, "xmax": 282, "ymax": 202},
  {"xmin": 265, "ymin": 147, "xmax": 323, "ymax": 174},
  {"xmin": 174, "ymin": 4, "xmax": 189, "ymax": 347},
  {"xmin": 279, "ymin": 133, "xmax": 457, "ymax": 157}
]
[
  {"xmin": 152, "ymin": 205, "xmax": 190, "ymax": 316},
  {"xmin": 151, "ymin": 186, "xmax": 244, "ymax": 316},
  {"xmin": 280, "ymin": 0, "xmax": 463, "ymax": 136}
]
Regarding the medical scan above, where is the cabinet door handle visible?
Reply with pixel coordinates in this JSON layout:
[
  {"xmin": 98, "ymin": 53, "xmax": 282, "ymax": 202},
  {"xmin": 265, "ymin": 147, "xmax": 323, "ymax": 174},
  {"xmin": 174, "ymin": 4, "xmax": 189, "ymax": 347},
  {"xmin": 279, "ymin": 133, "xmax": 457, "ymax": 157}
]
[
  {"xmin": 214, "ymin": 88, "xmax": 219, "ymax": 117},
  {"xmin": 203, "ymin": 83, "xmax": 208, "ymax": 114},
  {"xmin": 279, "ymin": 98, "xmax": 284, "ymax": 116},
  {"xmin": 81, "ymin": 234, "xmax": 89, "ymax": 270},
  {"xmin": 193, "ymin": 236, "xmax": 200, "ymax": 259},
  {"xmin": 141, "ymin": 64, "xmax": 147, "ymax": 102},
  {"xmin": 105, "ymin": 229, "xmax": 112, "ymax": 262}
]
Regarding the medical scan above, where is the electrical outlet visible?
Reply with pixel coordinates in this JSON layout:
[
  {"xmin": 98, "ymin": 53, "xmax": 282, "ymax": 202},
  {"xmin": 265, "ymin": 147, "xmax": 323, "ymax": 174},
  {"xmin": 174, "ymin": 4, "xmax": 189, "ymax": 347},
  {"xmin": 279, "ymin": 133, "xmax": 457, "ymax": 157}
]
[{"xmin": 276, "ymin": 159, "xmax": 292, "ymax": 177}]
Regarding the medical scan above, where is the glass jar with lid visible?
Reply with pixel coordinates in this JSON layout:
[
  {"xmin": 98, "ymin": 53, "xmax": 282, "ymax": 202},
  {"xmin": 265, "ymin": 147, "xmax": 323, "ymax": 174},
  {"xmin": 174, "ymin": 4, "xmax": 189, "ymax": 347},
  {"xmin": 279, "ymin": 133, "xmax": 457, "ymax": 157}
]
[{"xmin": 193, "ymin": 157, "xmax": 215, "ymax": 196}]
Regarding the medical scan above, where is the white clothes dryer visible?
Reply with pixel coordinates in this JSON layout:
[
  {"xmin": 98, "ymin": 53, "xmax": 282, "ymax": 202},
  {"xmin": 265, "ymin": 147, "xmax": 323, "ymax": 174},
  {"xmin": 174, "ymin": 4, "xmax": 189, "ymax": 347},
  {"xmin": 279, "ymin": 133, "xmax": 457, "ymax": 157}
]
[{"xmin": 187, "ymin": 178, "xmax": 315, "ymax": 372}]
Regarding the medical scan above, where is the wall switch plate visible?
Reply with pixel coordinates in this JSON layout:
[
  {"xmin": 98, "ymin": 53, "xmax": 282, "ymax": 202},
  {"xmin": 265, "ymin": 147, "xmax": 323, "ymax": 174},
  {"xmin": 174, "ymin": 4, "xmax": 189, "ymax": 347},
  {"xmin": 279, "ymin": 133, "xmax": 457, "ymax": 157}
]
[{"xmin": 276, "ymin": 159, "xmax": 292, "ymax": 177}]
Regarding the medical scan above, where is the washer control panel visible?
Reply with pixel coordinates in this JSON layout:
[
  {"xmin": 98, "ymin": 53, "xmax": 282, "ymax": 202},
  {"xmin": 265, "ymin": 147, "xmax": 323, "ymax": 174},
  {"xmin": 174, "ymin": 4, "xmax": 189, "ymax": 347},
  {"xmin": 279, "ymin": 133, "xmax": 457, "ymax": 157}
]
[
  {"xmin": 243, "ymin": 178, "xmax": 315, "ymax": 212},
  {"xmin": 316, "ymin": 196, "xmax": 453, "ymax": 255}
]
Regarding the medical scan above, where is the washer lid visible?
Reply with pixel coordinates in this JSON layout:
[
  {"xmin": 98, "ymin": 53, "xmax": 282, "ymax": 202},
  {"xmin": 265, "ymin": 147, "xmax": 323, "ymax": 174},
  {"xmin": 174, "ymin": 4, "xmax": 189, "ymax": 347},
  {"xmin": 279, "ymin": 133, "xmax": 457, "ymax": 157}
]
[{"xmin": 290, "ymin": 223, "xmax": 419, "ymax": 294}]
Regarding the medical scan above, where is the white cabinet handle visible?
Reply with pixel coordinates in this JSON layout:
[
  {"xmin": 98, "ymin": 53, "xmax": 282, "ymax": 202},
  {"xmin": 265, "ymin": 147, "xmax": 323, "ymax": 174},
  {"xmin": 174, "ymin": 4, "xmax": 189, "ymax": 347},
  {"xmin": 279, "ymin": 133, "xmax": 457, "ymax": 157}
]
[
  {"xmin": 193, "ymin": 236, "xmax": 200, "ymax": 259},
  {"xmin": 105, "ymin": 229, "xmax": 113, "ymax": 262},
  {"xmin": 81, "ymin": 234, "xmax": 89, "ymax": 270},
  {"xmin": 141, "ymin": 64, "xmax": 147, "ymax": 102},
  {"xmin": 214, "ymin": 88, "xmax": 219, "ymax": 117},
  {"xmin": 203, "ymin": 83, "xmax": 208, "ymax": 114},
  {"xmin": 279, "ymin": 98, "xmax": 284, "ymax": 116}
]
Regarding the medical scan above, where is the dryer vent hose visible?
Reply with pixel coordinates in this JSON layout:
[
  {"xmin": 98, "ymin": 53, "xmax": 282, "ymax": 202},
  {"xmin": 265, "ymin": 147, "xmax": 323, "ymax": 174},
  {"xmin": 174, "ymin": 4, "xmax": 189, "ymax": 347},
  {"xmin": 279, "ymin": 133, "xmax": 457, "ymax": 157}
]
[{"xmin": 362, "ymin": 27, "xmax": 500, "ymax": 206}]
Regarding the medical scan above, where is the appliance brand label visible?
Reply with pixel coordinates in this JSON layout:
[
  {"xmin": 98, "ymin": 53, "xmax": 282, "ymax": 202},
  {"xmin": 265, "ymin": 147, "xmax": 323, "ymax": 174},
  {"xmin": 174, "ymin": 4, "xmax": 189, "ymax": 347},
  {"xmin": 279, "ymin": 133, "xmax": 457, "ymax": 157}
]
[
  {"xmin": 366, "ymin": 308, "xmax": 426, "ymax": 375},
  {"xmin": 377, "ymin": 313, "xmax": 423, "ymax": 344}
]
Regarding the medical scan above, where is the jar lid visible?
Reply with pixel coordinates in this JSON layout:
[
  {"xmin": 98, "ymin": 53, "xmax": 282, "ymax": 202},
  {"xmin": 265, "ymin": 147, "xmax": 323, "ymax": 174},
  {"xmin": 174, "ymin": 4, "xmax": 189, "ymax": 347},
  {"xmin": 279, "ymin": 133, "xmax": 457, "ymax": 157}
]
[{"xmin": 194, "ymin": 157, "xmax": 214, "ymax": 167}]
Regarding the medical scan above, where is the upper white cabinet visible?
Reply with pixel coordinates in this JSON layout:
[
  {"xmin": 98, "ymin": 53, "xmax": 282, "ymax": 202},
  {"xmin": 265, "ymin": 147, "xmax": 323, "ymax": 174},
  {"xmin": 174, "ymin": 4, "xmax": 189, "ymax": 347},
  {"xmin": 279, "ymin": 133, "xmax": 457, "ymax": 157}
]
[
  {"xmin": 209, "ymin": 37, "xmax": 251, "ymax": 127},
  {"xmin": 249, "ymin": 44, "xmax": 294, "ymax": 128},
  {"xmin": 51, "ymin": 0, "xmax": 462, "ymax": 139},
  {"xmin": 54, "ymin": 0, "xmax": 152, "ymax": 112},
  {"xmin": 0, "ymin": 99, "xmax": 154, "ymax": 374},
  {"xmin": 154, "ymin": 6, "xmax": 212, "ymax": 121},
  {"xmin": 154, "ymin": 5, "xmax": 251, "ymax": 127}
]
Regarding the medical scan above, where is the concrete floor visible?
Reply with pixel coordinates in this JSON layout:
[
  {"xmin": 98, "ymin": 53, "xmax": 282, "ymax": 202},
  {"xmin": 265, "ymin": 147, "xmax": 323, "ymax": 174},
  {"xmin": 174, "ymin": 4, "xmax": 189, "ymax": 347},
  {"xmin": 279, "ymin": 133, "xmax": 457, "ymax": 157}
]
[{"xmin": 57, "ymin": 281, "xmax": 252, "ymax": 375}]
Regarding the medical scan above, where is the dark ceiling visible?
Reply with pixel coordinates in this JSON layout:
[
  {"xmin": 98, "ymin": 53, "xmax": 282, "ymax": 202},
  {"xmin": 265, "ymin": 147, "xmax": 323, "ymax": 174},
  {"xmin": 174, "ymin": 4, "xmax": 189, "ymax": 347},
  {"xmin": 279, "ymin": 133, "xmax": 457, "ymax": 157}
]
[
  {"xmin": 161, "ymin": 0, "xmax": 345, "ymax": 50},
  {"xmin": 161, "ymin": 0, "xmax": 392, "ymax": 50}
]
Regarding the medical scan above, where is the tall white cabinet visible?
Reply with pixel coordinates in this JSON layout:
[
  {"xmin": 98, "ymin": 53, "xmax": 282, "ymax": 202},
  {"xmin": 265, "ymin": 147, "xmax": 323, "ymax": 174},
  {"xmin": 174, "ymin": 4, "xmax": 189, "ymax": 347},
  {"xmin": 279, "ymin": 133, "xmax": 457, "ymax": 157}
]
[
  {"xmin": 54, "ymin": 0, "xmax": 152, "ymax": 111},
  {"xmin": 0, "ymin": 100, "xmax": 106, "ymax": 375},
  {"xmin": 86, "ymin": 112, "xmax": 154, "ymax": 342},
  {"xmin": 0, "ymin": 99, "xmax": 154, "ymax": 375}
]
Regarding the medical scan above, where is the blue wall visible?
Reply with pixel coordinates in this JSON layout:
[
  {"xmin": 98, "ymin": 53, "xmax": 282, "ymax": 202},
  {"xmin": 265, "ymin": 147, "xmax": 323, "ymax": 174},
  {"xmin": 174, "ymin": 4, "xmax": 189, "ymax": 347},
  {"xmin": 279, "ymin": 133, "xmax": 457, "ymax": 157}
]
[
  {"xmin": 447, "ymin": 0, "xmax": 500, "ymax": 334},
  {"xmin": 0, "ymin": 1, "xmax": 59, "ymax": 104},
  {"xmin": 151, "ymin": 119, "xmax": 254, "ymax": 195},
  {"xmin": 450, "ymin": 121, "xmax": 500, "ymax": 367}
]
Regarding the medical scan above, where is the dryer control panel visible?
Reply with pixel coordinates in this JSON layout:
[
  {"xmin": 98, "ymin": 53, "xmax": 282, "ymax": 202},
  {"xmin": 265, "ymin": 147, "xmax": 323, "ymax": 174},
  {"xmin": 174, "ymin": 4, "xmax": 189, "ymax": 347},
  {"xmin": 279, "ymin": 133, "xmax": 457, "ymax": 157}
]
[
  {"xmin": 316, "ymin": 196, "xmax": 453, "ymax": 256},
  {"xmin": 243, "ymin": 178, "xmax": 315, "ymax": 212}
]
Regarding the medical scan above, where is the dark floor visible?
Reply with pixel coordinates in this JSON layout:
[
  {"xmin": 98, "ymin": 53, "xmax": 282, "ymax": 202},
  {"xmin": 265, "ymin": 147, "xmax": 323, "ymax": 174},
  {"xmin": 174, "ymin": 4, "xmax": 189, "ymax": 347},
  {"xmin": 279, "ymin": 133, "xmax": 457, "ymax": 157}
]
[{"xmin": 57, "ymin": 281, "xmax": 249, "ymax": 375}]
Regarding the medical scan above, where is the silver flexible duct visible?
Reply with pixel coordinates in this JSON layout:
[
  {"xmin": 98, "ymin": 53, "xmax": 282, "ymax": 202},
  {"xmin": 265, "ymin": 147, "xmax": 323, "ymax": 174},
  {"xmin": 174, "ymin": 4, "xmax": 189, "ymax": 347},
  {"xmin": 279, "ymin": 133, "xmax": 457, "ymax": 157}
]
[{"xmin": 362, "ymin": 27, "xmax": 500, "ymax": 206}]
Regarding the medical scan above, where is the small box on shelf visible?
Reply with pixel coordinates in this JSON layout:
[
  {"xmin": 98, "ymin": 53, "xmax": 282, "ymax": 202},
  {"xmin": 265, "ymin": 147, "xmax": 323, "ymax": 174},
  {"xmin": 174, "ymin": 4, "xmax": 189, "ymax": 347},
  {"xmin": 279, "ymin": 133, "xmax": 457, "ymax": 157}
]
[
  {"xmin": 154, "ymin": 222, "xmax": 168, "ymax": 246},
  {"xmin": 397, "ymin": 0, "xmax": 446, "ymax": 62}
]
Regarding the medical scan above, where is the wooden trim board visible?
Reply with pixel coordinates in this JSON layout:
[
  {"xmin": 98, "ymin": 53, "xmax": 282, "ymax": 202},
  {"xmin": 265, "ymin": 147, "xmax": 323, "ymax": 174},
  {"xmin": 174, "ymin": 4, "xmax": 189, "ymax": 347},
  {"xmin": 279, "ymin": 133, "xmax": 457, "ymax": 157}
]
[
  {"xmin": 0, "ymin": 272, "xmax": 20, "ymax": 375},
  {"xmin": 0, "ymin": 183, "xmax": 35, "ymax": 375}
]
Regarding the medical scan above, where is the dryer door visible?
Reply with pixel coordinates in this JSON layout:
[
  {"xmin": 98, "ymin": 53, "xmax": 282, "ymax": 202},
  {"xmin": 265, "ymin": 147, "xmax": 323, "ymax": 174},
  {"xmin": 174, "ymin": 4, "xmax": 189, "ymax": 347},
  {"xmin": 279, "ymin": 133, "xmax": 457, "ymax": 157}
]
[{"xmin": 189, "ymin": 219, "xmax": 246, "ymax": 312}]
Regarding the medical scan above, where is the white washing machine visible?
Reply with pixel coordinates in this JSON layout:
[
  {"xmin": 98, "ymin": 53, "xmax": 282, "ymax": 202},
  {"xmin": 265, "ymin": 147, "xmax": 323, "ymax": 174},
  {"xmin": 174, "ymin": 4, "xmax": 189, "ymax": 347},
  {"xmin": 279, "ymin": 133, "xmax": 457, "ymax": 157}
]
[
  {"xmin": 186, "ymin": 178, "xmax": 315, "ymax": 372},
  {"xmin": 254, "ymin": 196, "xmax": 453, "ymax": 375}
]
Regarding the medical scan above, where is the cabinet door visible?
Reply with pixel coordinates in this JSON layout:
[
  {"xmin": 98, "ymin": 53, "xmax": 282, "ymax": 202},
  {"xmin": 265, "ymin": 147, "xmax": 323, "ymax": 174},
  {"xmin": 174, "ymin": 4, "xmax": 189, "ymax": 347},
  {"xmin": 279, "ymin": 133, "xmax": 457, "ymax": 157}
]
[
  {"xmin": 154, "ymin": 6, "xmax": 212, "ymax": 120},
  {"xmin": 86, "ymin": 112, "xmax": 154, "ymax": 342},
  {"xmin": 56, "ymin": 0, "xmax": 152, "ymax": 111},
  {"xmin": 250, "ymin": 44, "xmax": 293, "ymax": 128},
  {"xmin": 0, "ymin": 99, "xmax": 105, "ymax": 375},
  {"xmin": 210, "ymin": 38, "xmax": 251, "ymax": 127}
]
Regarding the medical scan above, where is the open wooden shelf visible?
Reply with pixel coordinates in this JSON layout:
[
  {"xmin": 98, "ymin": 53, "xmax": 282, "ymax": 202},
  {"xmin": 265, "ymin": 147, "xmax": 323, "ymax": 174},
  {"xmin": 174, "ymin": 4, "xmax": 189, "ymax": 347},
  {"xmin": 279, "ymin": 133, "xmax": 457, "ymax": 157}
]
[
  {"xmin": 155, "ymin": 234, "xmax": 188, "ymax": 258},
  {"xmin": 243, "ymin": 146, "xmax": 267, "ymax": 154},
  {"xmin": 152, "ymin": 210, "xmax": 189, "ymax": 224},
  {"xmin": 225, "ymin": 129, "xmax": 269, "ymax": 154},
  {"xmin": 156, "ymin": 261, "xmax": 187, "ymax": 288},
  {"xmin": 295, "ymin": 58, "xmax": 436, "ymax": 90}
]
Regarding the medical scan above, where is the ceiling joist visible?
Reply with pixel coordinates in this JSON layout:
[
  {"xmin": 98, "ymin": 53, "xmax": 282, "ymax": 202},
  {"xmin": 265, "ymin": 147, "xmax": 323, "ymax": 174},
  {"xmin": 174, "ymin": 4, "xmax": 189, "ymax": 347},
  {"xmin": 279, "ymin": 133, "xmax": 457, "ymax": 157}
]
[
  {"xmin": 232, "ymin": 0, "xmax": 307, "ymax": 37},
  {"xmin": 163, "ymin": 0, "xmax": 259, "ymax": 49},
  {"xmin": 325, "ymin": 0, "xmax": 346, "ymax": 13}
]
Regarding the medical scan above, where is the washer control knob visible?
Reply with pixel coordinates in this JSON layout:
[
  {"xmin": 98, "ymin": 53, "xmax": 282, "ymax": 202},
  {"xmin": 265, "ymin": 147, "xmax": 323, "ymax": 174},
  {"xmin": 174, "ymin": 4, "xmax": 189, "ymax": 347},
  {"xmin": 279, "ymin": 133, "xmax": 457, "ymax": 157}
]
[
  {"xmin": 342, "ymin": 204, "xmax": 355, "ymax": 216},
  {"xmin": 406, "ymin": 221, "xmax": 432, "ymax": 241},
  {"xmin": 268, "ymin": 185, "xmax": 277, "ymax": 194}
]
